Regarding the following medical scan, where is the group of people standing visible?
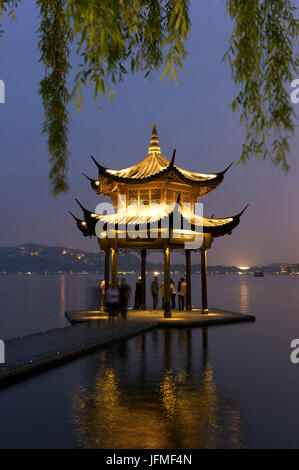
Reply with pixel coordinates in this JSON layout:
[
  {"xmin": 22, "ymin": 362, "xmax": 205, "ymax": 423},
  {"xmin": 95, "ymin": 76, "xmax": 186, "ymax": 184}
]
[
  {"xmin": 101, "ymin": 278, "xmax": 131, "ymax": 319},
  {"xmin": 151, "ymin": 275, "xmax": 187, "ymax": 310},
  {"xmin": 101, "ymin": 274, "xmax": 188, "ymax": 317}
]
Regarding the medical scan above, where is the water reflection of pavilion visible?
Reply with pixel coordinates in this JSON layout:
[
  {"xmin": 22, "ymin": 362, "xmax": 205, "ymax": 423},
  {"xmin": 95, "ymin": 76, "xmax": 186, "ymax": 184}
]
[{"xmin": 71, "ymin": 329, "xmax": 243, "ymax": 449}]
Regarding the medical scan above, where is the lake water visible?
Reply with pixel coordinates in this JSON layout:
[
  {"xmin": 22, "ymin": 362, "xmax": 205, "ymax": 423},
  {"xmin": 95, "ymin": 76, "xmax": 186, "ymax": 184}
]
[{"xmin": 0, "ymin": 274, "xmax": 299, "ymax": 448}]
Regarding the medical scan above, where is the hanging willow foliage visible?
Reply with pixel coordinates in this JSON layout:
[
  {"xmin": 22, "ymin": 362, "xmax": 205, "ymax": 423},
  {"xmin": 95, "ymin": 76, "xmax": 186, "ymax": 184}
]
[
  {"xmin": 67, "ymin": 0, "xmax": 190, "ymax": 113},
  {"xmin": 225, "ymin": 0, "xmax": 299, "ymax": 171},
  {"xmin": 37, "ymin": 0, "xmax": 73, "ymax": 194},
  {"xmin": 0, "ymin": 0, "xmax": 298, "ymax": 193},
  {"xmin": 0, "ymin": 1, "xmax": 19, "ymax": 45}
]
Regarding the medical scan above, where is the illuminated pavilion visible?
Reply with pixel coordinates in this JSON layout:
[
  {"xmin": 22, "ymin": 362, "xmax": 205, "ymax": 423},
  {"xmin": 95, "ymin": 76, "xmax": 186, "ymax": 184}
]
[{"xmin": 71, "ymin": 125, "xmax": 247, "ymax": 317}]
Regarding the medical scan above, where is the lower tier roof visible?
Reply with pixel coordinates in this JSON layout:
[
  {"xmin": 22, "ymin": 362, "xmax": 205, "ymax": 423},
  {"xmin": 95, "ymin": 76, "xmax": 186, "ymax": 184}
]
[{"xmin": 70, "ymin": 201, "xmax": 248, "ymax": 247}]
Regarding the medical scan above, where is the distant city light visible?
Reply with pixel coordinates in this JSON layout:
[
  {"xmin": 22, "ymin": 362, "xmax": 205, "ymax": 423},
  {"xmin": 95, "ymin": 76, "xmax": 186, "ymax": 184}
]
[{"xmin": 238, "ymin": 266, "xmax": 250, "ymax": 270}]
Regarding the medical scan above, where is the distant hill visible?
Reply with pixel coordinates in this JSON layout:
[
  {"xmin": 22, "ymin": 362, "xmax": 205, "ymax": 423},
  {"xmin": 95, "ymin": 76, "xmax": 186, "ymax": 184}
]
[
  {"xmin": 0, "ymin": 244, "xmax": 142, "ymax": 274},
  {"xmin": 0, "ymin": 244, "xmax": 297, "ymax": 275},
  {"xmin": 0, "ymin": 244, "xmax": 230, "ymax": 274}
]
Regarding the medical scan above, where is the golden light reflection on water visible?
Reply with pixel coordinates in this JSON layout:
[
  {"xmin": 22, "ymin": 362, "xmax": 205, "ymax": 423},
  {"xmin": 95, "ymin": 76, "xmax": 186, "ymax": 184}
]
[
  {"xmin": 71, "ymin": 329, "xmax": 243, "ymax": 449},
  {"xmin": 160, "ymin": 370, "xmax": 177, "ymax": 420},
  {"xmin": 60, "ymin": 274, "xmax": 66, "ymax": 325},
  {"xmin": 239, "ymin": 278, "xmax": 250, "ymax": 314}
]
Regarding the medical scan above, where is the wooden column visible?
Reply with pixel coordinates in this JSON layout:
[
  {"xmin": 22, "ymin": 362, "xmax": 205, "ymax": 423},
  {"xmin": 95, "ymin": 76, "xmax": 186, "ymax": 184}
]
[
  {"xmin": 104, "ymin": 248, "xmax": 110, "ymax": 295},
  {"xmin": 111, "ymin": 248, "xmax": 118, "ymax": 289},
  {"xmin": 163, "ymin": 246, "xmax": 171, "ymax": 318},
  {"xmin": 201, "ymin": 247, "xmax": 208, "ymax": 313},
  {"xmin": 185, "ymin": 250, "xmax": 192, "ymax": 310},
  {"xmin": 141, "ymin": 249, "xmax": 146, "ymax": 310}
]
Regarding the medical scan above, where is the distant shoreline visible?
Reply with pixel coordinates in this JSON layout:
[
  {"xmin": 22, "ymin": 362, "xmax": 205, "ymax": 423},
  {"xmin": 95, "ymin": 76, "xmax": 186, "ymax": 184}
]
[
  {"xmin": 0, "ymin": 271, "xmax": 297, "ymax": 276},
  {"xmin": 0, "ymin": 244, "xmax": 297, "ymax": 276}
]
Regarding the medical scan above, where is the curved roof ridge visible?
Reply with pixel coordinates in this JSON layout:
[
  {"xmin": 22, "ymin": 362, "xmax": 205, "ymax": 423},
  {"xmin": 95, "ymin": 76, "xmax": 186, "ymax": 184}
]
[
  {"xmin": 106, "ymin": 151, "xmax": 170, "ymax": 179},
  {"xmin": 96, "ymin": 151, "xmax": 222, "ymax": 182},
  {"xmin": 87, "ymin": 126, "xmax": 233, "ymax": 196},
  {"xmin": 176, "ymin": 166, "xmax": 217, "ymax": 181}
]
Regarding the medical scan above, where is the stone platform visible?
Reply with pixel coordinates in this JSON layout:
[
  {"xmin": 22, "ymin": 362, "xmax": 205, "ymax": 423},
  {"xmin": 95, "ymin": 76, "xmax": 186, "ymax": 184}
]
[
  {"xmin": 66, "ymin": 307, "xmax": 255, "ymax": 327},
  {"xmin": 0, "ymin": 308, "xmax": 255, "ymax": 387}
]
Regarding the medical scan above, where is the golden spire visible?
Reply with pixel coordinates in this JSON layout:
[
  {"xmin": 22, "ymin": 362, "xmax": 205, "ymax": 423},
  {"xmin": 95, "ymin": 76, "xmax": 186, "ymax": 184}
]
[{"xmin": 148, "ymin": 124, "xmax": 161, "ymax": 154}]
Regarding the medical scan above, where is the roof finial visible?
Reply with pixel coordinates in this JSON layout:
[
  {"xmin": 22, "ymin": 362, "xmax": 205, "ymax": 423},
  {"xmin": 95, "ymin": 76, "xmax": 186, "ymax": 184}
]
[{"xmin": 148, "ymin": 124, "xmax": 161, "ymax": 154}]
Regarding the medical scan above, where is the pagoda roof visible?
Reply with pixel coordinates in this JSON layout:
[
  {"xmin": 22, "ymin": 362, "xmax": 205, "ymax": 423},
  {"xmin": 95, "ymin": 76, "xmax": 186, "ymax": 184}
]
[
  {"xmin": 70, "ymin": 199, "xmax": 248, "ymax": 241},
  {"xmin": 87, "ymin": 125, "xmax": 232, "ymax": 193}
]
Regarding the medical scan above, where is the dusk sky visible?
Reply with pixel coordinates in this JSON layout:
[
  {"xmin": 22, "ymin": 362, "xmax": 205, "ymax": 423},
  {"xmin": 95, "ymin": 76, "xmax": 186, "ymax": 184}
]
[{"xmin": 1, "ymin": 1, "xmax": 299, "ymax": 267}]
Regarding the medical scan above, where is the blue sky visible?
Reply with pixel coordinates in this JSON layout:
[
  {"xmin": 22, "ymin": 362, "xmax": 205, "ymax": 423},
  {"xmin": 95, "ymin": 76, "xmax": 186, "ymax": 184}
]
[{"xmin": 0, "ymin": 1, "xmax": 299, "ymax": 266}]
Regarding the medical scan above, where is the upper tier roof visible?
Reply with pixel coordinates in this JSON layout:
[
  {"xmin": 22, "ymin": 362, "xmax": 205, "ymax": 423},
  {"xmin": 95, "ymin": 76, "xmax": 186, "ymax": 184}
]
[{"xmin": 87, "ymin": 125, "xmax": 232, "ymax": 192}]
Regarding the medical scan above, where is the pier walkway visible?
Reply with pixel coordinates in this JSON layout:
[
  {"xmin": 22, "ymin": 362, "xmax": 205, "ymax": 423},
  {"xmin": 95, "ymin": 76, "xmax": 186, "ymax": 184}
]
[{"xmin": 0, "ymin": 308, "xmax": 255, "ymax": 387}]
